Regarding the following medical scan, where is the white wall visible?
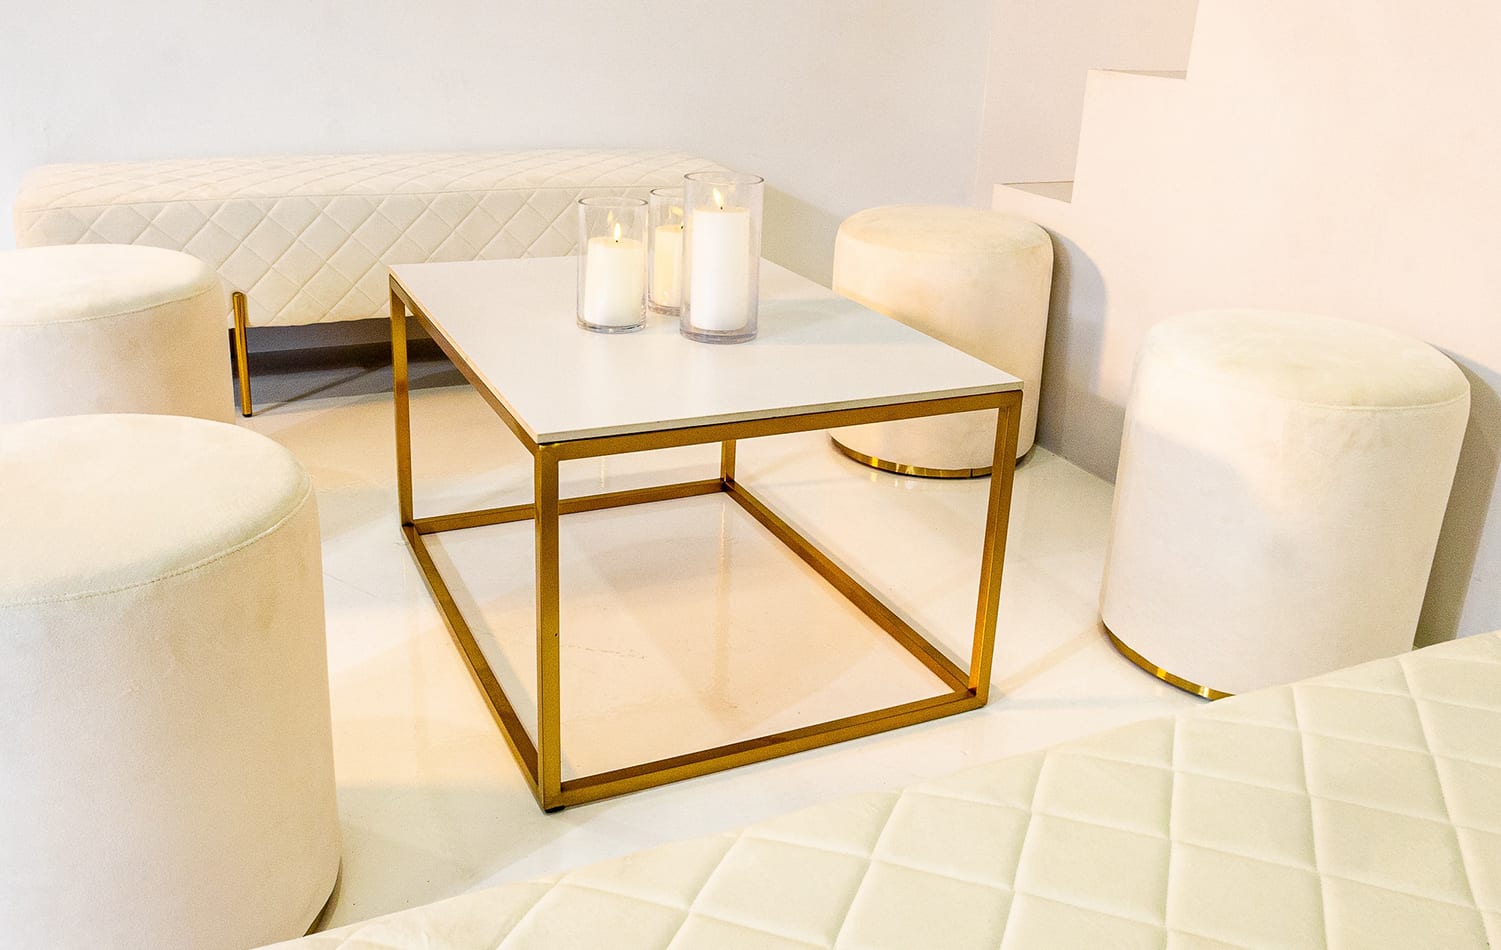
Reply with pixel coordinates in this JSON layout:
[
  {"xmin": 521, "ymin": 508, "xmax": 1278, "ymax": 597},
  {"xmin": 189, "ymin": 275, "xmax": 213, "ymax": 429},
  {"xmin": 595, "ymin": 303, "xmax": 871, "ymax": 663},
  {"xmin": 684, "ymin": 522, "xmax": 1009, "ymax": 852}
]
[
  {"xmin": 0, "ymin": 0, "xmax": 994, "ymax": 285},
  {"xmin": 994, "ymin": 0, "xmax": 1501, "ymax": 643},
  {"xmin": 973, "ymin": 0, "xmax": 1197, "ymax": 193}
]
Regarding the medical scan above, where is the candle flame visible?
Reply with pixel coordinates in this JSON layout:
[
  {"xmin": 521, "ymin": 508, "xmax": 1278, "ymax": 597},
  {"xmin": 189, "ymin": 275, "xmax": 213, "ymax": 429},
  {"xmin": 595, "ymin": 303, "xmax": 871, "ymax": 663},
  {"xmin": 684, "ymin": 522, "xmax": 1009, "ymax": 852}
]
[
  {"xmin": 712, "ymin": 188, "xmax": 725, "ymax": 209},
  {"xmin": 612, "ymin": 222, "xmax": 622, "ymax": 242}
]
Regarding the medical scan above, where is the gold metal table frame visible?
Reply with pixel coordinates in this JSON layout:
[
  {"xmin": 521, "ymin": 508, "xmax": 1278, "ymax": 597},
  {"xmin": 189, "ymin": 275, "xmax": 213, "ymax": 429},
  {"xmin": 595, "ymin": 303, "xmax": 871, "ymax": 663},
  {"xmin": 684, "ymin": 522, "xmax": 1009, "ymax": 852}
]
[{"xmin": 390, "ymin": 278, "xmax": 1022, "ymax": 811}]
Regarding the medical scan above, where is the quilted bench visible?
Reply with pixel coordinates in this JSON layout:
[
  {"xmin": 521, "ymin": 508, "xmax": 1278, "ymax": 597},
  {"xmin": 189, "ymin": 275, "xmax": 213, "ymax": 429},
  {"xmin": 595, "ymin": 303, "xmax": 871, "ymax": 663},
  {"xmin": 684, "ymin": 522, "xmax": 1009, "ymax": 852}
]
[
  {"xmin": 268, "ymin": 630, "xmax": 1501, "ymax": 949},
  {"xmin": 12, "ymin": 149, "xmax": 719, "ymax": 415}
]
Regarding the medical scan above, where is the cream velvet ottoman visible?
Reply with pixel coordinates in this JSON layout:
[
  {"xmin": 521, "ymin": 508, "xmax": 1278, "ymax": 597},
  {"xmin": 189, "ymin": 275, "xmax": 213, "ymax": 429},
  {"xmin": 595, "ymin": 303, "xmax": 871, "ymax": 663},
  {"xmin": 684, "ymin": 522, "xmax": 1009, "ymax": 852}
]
[
  {"xmin": 0, "ymin": 244, "xmax": 231, "ymax": 424},
  {"xmin": 829, "ymin": 206, "xmax": 1052, "ymax": 474},
  {"xmin": 1100, "ymin": 310, "xmax": 1470, "ymax": 697},
  {"xmin": 0, "ymin": 414, "xmax": 339, "ymax": 949}
]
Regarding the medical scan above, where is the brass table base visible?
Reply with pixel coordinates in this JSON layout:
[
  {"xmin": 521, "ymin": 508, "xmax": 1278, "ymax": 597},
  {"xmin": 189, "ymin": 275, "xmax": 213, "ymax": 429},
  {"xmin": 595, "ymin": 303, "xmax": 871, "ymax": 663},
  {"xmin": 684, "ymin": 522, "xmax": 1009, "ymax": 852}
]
[
  {"xmin": 391, "ymin": 278, "xmax": 1023, "ymax": 811},
  {"xmin": 830, "ymin": 434, "xmax": 993, "ymax": 479},
  {"xmin": 1104, "ymin": 625, "xmax": 1232, "ymax": 701}
]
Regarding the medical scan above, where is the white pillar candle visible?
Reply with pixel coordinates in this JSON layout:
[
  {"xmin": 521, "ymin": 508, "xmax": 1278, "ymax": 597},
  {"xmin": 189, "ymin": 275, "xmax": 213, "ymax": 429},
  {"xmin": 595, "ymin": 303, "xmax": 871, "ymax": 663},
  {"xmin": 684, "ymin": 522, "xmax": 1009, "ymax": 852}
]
[
  {"xmin": 651, "ymin": 224, "xmax": 683, "ymax": 308},
  {"xmin": 688, "ymin": 200, "xmax": 752, "ymax": 332},
  {"xmin": 583, "ymin": 232, "xmax": 645, "ymax": 327}
]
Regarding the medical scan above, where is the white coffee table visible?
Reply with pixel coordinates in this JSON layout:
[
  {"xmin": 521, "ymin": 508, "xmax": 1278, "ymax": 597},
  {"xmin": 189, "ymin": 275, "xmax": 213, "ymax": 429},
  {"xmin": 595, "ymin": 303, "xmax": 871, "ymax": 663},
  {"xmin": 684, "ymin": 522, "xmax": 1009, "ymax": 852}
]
[{"xmin": 388, "ymin": 256, "xmax": 1023, "ymax": 811}]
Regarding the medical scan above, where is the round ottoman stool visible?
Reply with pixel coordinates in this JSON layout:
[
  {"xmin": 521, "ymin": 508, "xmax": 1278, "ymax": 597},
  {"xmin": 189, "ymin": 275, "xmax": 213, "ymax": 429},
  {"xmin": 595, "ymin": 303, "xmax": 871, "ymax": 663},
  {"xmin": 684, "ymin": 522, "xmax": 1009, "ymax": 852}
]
[
  {"xmin": 0, "ymin": 245, "xmax": 232, "ymax": 424},
  {"xmin": 1100, "ymin": 310, "xmax": 1470, "ymax": 697},
  {"xmin": 0, "ymin": 414, "xmax": 338, "ymax": 949},
  {"xmin": 829, "ymin": 205, "xmax": 1052, "ymax": 474}
]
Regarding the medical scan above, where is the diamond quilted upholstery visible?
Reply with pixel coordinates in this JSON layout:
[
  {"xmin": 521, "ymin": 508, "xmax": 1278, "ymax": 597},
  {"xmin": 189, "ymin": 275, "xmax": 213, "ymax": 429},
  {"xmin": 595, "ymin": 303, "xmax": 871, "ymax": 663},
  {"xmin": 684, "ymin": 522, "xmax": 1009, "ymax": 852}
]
[
  {"xmin": 266, "ymin": 631, "xmax": 1501, "ymax": 949},
  {"xmin": 13, "ymin": 150, "xmax": 722, "ymax": 327}
]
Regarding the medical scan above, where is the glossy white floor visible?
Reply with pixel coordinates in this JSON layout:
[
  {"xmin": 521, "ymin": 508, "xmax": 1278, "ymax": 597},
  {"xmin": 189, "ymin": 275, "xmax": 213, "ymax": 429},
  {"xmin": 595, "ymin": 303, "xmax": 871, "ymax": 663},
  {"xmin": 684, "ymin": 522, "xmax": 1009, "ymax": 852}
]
[{"xmin": 242, "ymin": 356, "xmax": 1199, "ymax": 930}]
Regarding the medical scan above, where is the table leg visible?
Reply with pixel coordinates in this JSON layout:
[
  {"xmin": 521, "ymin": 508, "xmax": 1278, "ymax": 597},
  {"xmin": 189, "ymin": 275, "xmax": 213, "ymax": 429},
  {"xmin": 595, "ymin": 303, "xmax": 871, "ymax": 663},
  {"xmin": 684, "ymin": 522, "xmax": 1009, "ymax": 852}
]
[
  {"xmin": 970, "ymin": 396, "xmax": 1022, "ymax": 702},
  {"xmin": 720, "ymin": 440, "xmax": 737, "ymax": 483},
  {"xmin": 391, "ymin": 288, "xmax": 413, "ymax": 527},
  {"xmin": 534, "ymin": 448, "xmax": 563, "ymax": 809}
]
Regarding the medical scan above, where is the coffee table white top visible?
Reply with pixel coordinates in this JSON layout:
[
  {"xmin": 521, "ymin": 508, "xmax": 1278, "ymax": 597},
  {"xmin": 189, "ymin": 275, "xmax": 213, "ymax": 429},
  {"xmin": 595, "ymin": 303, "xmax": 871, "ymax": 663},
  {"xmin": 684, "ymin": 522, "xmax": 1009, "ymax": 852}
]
[{"xmin": 391, "ymin": 256, "xmax": 1020, "ymax": 445}]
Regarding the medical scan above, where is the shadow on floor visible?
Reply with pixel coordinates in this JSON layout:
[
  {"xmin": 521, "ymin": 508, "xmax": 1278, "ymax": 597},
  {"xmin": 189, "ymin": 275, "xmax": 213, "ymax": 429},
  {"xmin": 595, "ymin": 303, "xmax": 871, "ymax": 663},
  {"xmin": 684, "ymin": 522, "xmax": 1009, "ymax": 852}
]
[{"xmin": 234, "ymin": 340, "xmax": 462, "ymax": 412}]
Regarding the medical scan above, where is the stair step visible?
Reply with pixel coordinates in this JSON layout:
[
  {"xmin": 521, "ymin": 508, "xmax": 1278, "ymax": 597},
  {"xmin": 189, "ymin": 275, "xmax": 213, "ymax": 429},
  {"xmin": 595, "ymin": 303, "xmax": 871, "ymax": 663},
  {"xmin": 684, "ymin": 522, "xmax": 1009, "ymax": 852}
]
[
  {"xmin": 1002, "ymin": 181, "xmax": 1074, "ymax": 203},
  {"xmin": 1098, "ymin": 69, "xmax": 1188, "ymax": 80}
]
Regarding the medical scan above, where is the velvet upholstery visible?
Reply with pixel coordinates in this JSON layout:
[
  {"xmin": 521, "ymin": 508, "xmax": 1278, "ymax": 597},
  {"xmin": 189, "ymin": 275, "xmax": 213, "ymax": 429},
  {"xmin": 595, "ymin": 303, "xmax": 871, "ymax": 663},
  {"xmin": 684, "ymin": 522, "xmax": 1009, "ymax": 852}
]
[
  {"xmin": 1100, "ymin": 310, "xmax": 1470, "ymax": 694},
  {"xmin": 0, "ymin": 244, "xmax": 231, "ymax": 424},
  {"xmin": 0, "ymin": 414, "xmax": 339, "ymax": 949},
  {"xmin": 829, "ymin": 205, "xmax": 1052, "ymax": 466}
]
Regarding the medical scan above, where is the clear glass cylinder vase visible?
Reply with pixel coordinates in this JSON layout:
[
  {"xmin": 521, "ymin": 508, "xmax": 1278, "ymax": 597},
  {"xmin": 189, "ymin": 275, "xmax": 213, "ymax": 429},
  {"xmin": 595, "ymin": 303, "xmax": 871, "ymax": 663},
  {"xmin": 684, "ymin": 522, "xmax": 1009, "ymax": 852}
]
[
  {"xmin": 648, "ymin": 187, "xmax": 684, "ymax": 316},
  {"xmin": 680, "ymin": 171, "xmax": 763, "ymax": 344},
  {"xmin": 576, "ymin": 196, "xmax": 647, "ymax": 333}
]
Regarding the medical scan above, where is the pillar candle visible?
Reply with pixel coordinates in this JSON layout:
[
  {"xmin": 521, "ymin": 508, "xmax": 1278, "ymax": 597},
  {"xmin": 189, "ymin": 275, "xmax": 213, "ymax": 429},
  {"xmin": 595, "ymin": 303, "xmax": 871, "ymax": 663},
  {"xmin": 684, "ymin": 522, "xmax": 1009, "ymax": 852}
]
[
  {"xmin": 652, "ymin": 224, "xmax": 683, "ymax": 308},
  {"xmin": 583, "ymin": 233, "xmax": 645, "ymax": 327},
  {"xmin": 688, "ymin": 201, "xmax": 751, "ymax": 332}
]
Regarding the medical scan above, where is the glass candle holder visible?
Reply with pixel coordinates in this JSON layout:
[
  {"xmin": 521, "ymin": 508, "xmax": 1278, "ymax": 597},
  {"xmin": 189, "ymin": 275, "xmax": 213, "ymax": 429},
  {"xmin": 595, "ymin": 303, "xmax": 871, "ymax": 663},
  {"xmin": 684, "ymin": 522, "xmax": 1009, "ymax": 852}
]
[
  {"xmin": 648, "ymin": 187, "xmax": 685, "ymax": 315},
  {"xmin": 576, "ymin": 196, "xmax": 647, "ymax": 333},
  {"xmin": 680, "ymin": 171, "xmax": 763, "ymax": 344}
]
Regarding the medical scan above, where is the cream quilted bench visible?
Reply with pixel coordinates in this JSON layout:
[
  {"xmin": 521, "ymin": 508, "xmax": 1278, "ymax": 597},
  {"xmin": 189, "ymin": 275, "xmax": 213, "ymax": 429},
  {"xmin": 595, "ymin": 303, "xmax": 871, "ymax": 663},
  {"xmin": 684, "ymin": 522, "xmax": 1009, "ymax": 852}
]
[
  {"xmin": 13, "ymin": 149, "xmax": 719, "ymax": 415},
  {"xmin": 269, "ymin": 630, "xmax": 1501, "ymax": 949}
]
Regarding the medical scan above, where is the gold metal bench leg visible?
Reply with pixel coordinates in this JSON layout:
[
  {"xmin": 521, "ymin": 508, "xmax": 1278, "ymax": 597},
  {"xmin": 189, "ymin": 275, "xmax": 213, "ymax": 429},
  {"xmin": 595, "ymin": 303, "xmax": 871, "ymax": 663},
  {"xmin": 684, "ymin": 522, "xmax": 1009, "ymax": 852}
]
[{"xmin": 232, "ymin": 291, "xmax": 252, "ymax": 417}]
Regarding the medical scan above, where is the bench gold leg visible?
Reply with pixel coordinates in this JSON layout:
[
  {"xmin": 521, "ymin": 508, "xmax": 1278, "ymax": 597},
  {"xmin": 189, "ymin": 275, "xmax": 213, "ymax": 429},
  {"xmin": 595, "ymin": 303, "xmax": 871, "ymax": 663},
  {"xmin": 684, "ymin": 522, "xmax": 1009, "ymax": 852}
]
[{"xmin": 232, "ymin": 291, "xmax": 252, "ymax": 417}]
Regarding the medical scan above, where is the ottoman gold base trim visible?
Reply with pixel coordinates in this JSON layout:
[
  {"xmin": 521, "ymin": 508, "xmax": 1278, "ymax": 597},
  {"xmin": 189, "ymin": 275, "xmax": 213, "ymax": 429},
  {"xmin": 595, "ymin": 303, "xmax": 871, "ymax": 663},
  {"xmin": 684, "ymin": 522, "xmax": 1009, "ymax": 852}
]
[
  {"xmin": 1103, "ymin": 625, "xmax": 1232, "ymax": 701},
  {"xmin": 830, "ymin": 435, "xmax": 993, "ymax": 479},
  {"xmin": 304, "ymin": 859, "xmax": 342, "ymax": 936}
]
